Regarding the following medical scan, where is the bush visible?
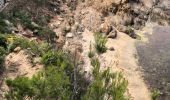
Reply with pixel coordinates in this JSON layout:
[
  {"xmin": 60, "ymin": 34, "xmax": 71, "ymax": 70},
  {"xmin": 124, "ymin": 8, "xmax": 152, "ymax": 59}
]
[
  {"xmin": 37, "ymin": 28, "xmax": 56, "ymax": 43},
  {"xmin": 88, "ymin": 43, "xmax": 95, "ymax": 58},
  {"xmin": 33, "ymin": 0, "xmax": 48, "ymax": 5},
  {"xmin": 94, "ymin": 33, "xmax": 107, "ymax": 54},
  {"xmin": 5, "ymin": 77, "xmax": 34, "ymax": 99},
  {"xmin": 0, "ymin": 20, "xmax": 10, "ymax": 33},
  {"xmin": 8, "ymin": 37, "xmax": 30, "ymax": 52},
  {"xmin": 83, "ymin": 58, "xmax": 128, "ymax": 100},
  {"xmin": 37, "ymin": 42, "xmax": 52, "ymax": 56},
  {"xmin": 151, "ymin": 89, "xmax": 160, "ymax": 100},
  {"xmin": 0, "ymin": 46, "xmax": 6, "ymax": 74},
  {"xmin": 5, "ymin": 51, "xmax": 128, "ymax": 100},
  {"xmin": 0, "ymin": 34, "xmax": 7, "ymax": 49},
  {"xmin": 35, "ymin": 15, "xmax": 52, "ymax": 26},
  {"xmin": 7, "ymin": 36, "xmax": 53, "ymax": 56},
  {"xmin": 5, "ymin": 66, "xmax": 71, "ymax": 100},
  {"xmin": 42, "ymin": 51, "xmax": 73, "ymax": 71}
]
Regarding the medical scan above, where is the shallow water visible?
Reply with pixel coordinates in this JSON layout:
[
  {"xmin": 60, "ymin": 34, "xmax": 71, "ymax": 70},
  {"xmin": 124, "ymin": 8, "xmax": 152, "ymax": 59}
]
[{"xmin": 136, "ymin": 26, "xmax": 170, "ymax": 100}]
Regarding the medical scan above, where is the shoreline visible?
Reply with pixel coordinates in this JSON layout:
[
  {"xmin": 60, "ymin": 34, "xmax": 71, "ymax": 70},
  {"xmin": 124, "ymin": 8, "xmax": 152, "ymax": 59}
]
[{"xmin": 136, "ymin": 22, "xmax": 170, "ymax": 100}]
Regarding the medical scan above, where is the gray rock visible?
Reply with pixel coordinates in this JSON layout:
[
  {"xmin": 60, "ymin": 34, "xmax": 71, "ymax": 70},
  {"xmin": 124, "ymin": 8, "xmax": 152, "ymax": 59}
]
[
  {"xmin": 125, "ymin": 28, "xmax": 139, "ymax": 39},
  {"xmin": 14, "ymin": 47, "xmax": 21, "ymax": 52},
  {"xmin": 31, "ymin": 22, "xmax": 39, "ymax": 28},
  {"xmin": 99, "ymin": 24, "xmax": 113, "ymax": 35},
  {"xmin": 66, "ymin": 33, "xmax": 73, "ymax": 38},
  {"xmin": 109, "ymin": 47, "xmax": 115, "ymax": 51},
  {"xmin": 4, "ymin": 20, "xmax": 13, "ymax": 26},
  {"xmin": 107, "ymin": 29, "xmax": 117, "ymax": 39},
  {"xmin": 34, "ymin": 57, "xmax": 41, "ymax": 64},
  {"xmin": 117, "ymin": 25, "xmax": 127, "ymax": 33}
]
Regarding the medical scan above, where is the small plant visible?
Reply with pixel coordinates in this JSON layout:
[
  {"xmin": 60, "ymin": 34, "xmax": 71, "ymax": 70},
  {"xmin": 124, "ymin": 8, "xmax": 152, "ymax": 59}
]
[
  {"xmin": 0, "ymin": 46, "xmax": 6, "ymax": 74},
  {"xmin": 94, "ymin": 33, "xmax": 107, "ymax": 54},
  {"xmin": 7, "ymin": 36, "xmax": 51, "ymax": 56},
  {"xmin": 33, "ymin": 0, "xmax": 48, "ymax": 5},
  {"xmin": 0, "ymin": 34, "xmax": 7, "ymax": 49},
  {"xmin": 151, "ymin": 89, "xmax": 160, "ymax": 100},
  {"xmin": 37, "ymin": 28, "xmax": 56, "ymax": 43},
  {"xmin": 88, "ymin": 43, "xmax": 95, "ymax": 58},
  {"xmin": 8, "ymin": 37, "xmax": 30, "ymax": 52}
]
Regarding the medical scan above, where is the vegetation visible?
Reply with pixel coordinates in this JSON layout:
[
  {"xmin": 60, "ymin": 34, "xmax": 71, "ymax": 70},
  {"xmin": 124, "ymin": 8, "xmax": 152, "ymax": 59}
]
[
  {"xmin": 0, "ymin": 9, "xmax": 55, "ymax": 42},
  {"xmin": 83, "ymin": 58, "xmax": 128, "ymax": 100},
  {"xmin": 0, "ymin": 34, "xmax": 7, "ymax": 73},
  {"xmin": 0, "ymin": 46, "xmax": 6, "ymax": 73},
  {"xmin": 88, "ymin": 43, "xmax": 95, "ymax": 58},
  {"xmin": 6, "ymin": 36, "xmax": 52, "ymax": 56},
  {"xmin": 0, "ymin": 20, "xmax": 10, "ymax": 34},
  {"xmin": 1, "ymin": 2, "xmax": 127, "ymax": 100},
  {"xmin": 36, "ymin": 28, "xmax": 56, "ymax": 44},
  {"xmin": 151, "ymin": 89, "xmax": 160, "ymax": 100},
  {"xmin": 5, "ymin": 66, "xmax": 71, "ymax": 100},
  {"xmin": 5, "ymin": 50, "xmax": 128, "ymax": 100},
  {"xmin": 94, "ymin": 33, "xmax": 107, "ymax": 54}
]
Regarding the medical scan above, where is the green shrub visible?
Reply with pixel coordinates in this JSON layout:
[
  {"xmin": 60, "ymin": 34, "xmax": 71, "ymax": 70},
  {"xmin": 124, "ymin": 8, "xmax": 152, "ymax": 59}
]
[
  {"xmin": 0, "ymin": 34, "xmax": 7, "ymax": 49},
  {"xmin": 35, "ymin": 15, "xmax": 52, "ymax": 26},
  {"xmin": 0, "ymin": 46, "xmax": 6, "ymax": 74},
  {"xmin": 83, "ymin": 58, "xmax": 128, "ymax": 100},
  {"xmin": 0, "ymin": 17, "xmax": 11, "ymax": 33},
  {"xmin": 33, "ymin": 0, "xmax": 48, "ymax": 5},
  {"xmin": 7, "ymin": 36, "xmax": 52, "ymax": 56},
  {"xmin": 94, "ymin": 33, "xmax": 107, "ymax": 54},
  {"xmin": 88, "ymin": 43, "xmax": 95, "ymax": 58},
  {"xmin": 5, "ymin": 66, "xmax": 71, "ymax": 100},
  {"xmin": 42, "ymin": 51, "xmax": 73, "ymax": 71},
  {"xmin": 151, "ymin": 89, "xmax": 160, "ymax": 100},
  {"xmin": 8, "ymin": 37, "xmax": 30, "ymax": 52},
  {"xmin": 5, "ymin": 77, "xmax": 34, "ymax": 99},
  {"xmin": 37, "ymin": 42, "xmax": 52, "ymax": 56},
  {"xmin": 37, "ymin": 28, "xmax": 56, "ymax": 43}
]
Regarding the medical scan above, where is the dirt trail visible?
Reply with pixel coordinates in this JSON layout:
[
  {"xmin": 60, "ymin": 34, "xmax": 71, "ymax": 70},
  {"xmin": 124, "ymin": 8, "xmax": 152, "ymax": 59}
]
[
  {"xmin": 81, "ymin": 29, "xmax": 151, "ymax": 100},
  {"xmin": 115, "ymin": 33, "xmax": 151, "ymax": 100}
]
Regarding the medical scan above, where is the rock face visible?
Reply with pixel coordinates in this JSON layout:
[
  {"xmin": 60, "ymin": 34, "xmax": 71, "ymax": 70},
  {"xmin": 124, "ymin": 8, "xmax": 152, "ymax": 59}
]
[{"xmin": 81, "ymin": 8, "xmax": 103, "ymax": 32}]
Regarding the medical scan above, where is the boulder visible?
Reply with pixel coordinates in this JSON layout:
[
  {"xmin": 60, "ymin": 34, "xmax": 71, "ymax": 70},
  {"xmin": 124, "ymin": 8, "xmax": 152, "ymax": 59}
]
[
  {"xmin": 125, "ymin": 28, "xmax": 138, "ymax": 39},
  {"xmin": 117, "ymin": 25, "xmax": 127, "ymax": 33},
  {"xmin": 33, "ymin": 57, "xmax": 41, "ymax": 64},
  {"xmin": 14, "ymin": 47, "xmax": 21, "ymax": 53},
  {"xmin": 109, "ymin": 47, "xmax": 115, "ymax": 51},
  {"xmin": 4, "ymin": 20, "xmax": 13, "ymax": 26},
  {"xmin": 66, "ymin": 33, "xmax": 74, "ymax": 38},
  {"xmin": 31, "ymin": 22, "xmax": 39, "ymax": 28},
  {"xmin": 99, "ymin": 23, "xmax": 113, "ymax": 35},
  {"xmin": 107, "ymin": 28, "xmax": 117, "ymax": 39}
]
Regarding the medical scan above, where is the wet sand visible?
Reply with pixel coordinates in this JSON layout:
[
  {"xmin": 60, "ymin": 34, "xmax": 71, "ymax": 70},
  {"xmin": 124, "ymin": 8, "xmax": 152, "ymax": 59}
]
[{"xmin": 136, "ymin": 26, "xmax": 170, "ymax": 100}]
